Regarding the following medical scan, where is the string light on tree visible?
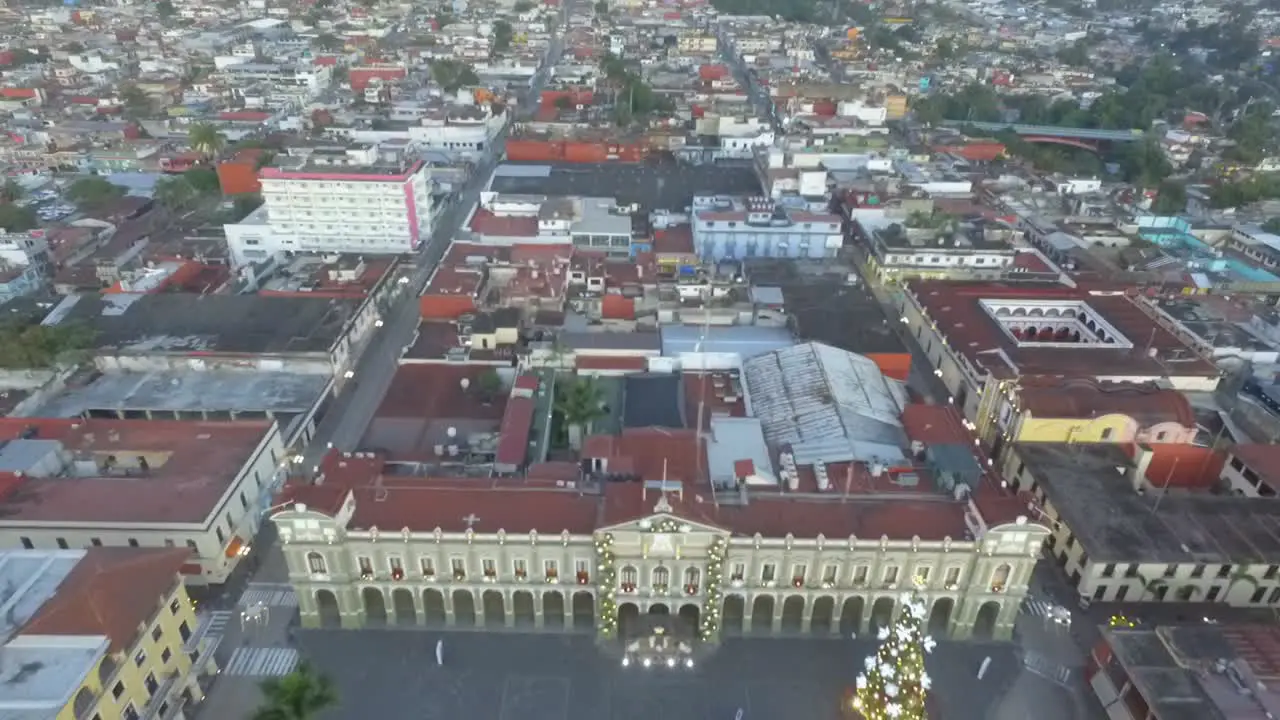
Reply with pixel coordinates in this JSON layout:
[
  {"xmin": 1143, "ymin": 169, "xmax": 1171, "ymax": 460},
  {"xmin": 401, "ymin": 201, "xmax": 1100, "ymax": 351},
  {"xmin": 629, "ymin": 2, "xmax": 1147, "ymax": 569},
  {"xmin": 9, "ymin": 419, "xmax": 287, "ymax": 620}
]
[
  {"xmin": 596, "ymin": 533, "xmax": 618, "ymax": 638},
  {"xmin": 699, "ymin": 536, "xmax": 727, "ymax": 641},
  {"xmin": 850, "ymin": 591, "xmax": 934, "ymax": 720}
]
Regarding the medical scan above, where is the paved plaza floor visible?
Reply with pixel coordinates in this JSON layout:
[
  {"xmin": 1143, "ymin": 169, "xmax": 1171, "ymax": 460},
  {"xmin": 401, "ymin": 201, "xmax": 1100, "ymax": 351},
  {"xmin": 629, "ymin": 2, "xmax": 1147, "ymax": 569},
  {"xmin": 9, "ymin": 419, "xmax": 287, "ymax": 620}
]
[{"xmin": 247, "ymin": 630, "xmax": 1091, "ymax": 720}]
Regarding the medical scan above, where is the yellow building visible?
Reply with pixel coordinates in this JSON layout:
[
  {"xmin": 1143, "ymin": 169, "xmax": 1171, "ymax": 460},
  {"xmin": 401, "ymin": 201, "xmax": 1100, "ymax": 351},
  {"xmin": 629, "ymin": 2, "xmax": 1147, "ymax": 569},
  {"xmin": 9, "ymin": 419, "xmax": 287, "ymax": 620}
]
[
  {"xmin": 985, "ymin": 379, "xmax": 1199, "ymax": 459},
  {"xmin": 0, "ymin": 547, "xmax": 218, "ymax": 720}
]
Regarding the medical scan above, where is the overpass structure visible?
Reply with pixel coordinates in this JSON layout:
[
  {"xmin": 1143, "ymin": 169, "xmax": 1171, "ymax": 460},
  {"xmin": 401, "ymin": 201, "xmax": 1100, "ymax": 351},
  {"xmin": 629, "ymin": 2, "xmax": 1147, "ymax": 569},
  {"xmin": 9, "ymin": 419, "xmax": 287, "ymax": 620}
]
[{"xmin": 940, "ymin": 121, "xmax": 1147, "ymax": 152}]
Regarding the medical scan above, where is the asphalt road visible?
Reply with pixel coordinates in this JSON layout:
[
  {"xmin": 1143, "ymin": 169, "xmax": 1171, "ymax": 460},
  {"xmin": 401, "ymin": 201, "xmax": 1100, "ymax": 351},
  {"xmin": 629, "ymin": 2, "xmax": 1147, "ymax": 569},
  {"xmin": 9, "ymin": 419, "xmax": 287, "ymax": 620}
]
[{"xmin": 296, "ymin": 37, "xmax": 564, "ymax": 473}]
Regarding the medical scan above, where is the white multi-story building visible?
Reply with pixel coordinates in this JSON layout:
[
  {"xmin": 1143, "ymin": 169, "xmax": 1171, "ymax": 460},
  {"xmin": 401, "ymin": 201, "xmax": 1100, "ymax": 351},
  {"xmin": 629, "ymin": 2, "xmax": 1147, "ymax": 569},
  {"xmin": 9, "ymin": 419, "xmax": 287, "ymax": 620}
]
[
  {"xmin": 691, "ymin": 196, "xmax": 843, "ymax": 261},
  {"xmin": 224, "ymin": 145, "xmax": 434, "ymax": 265}
]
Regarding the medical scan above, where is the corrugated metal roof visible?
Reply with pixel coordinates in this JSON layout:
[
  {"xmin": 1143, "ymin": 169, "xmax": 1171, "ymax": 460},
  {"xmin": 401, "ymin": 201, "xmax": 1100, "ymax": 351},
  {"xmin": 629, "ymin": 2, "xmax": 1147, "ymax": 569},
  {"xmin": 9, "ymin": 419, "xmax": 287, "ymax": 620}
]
[
  {"xmin": 493, "ymin": 164, "xmax": 552, "ymax": 178},
  {"xmin": 743, "ymin": 342, "xmax": 907, "ymax": 465},
  {"xmin": 661, "ymin": 325, "xmax": 793, "ymax": 359}
]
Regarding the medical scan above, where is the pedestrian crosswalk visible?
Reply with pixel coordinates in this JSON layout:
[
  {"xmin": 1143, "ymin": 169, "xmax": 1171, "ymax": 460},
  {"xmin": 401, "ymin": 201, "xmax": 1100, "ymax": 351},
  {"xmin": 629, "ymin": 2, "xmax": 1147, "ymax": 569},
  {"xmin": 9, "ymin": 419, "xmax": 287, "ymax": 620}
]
[
  {"xmin": 238, "ymin": 583, "xmax": 298, "ymax": 609},
  {"xmin": 223, "ymin": 647, "xmax": 300, "ymax": 677},
  {"xmin": 1021, "ymin": 597, "xmax": 1071, "ymax": 626},
  {"xmin": 1023, "ymin": 651, "xmax": 1073, "ymax": 686},
  {"xmin": 204, "ymin": 611, "xmax": 233, "ymax": 638}
]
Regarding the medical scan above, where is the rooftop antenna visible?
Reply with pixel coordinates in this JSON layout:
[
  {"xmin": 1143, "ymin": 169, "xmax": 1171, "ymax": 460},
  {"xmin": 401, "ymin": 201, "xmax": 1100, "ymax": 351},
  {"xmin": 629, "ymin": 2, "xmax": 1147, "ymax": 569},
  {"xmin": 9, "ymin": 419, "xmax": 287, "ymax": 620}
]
[
  {"xmin": 1150, "ymin": 455, "xmax": 1179, "ymax": 515},
  {"xmin": 695, "ymin": 285, "xmax": 718, "ymax": 508}
]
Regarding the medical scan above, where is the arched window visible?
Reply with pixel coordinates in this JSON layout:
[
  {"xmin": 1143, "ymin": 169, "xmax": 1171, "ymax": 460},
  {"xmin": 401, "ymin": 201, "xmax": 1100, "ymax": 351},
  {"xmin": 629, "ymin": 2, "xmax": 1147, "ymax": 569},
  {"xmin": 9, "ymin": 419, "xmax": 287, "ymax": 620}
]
[
  {"xmin": 97, "ymin": 656, "xmax": 117, "ymax": 687},
  {"xmin": 621, "ymin": 566, "xmax": 637, "ymax": 586},
  {"xmin": 990, "ymin": 564, "xmax": 1012, "ymax": 592},
  {"xmin": 73, "ymin": 687, "xmax": 95, "ymax": 718},
  {"xmin": 652, "ymin": 566, "xmax": 670, "ymax": 589},
  {"xmin": 307, "ymin": 552, "xmax": 327, "ymax": 574},
  {"xmin": 684, "ymin": 567, "xmax": 701, "ymax": 589}
]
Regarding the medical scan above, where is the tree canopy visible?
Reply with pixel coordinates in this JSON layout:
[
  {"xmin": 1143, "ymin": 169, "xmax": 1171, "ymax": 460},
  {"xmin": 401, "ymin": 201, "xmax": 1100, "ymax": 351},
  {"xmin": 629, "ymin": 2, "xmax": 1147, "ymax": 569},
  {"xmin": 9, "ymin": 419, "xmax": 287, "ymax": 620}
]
[
  {"xmin": 66, "ymin": 177, "xmax": 126, "ymax": 211},
  {"xmin": 430, "ymin": 59, "xmax": 479, "ymax": 93},
  {"xmin": 253, "ymin": 661, "xmax": 338, "ymax": 720},
  {"xmin": 0, "ymin": 204, "xmax": 37, "ymax": 232},
  {"xmin": 0, "ymin": 321, "xmax": 96, "ymax": 369},
  {"xmin": 492, "ymin": 20, "xmax": 514, "ymax": 53}
]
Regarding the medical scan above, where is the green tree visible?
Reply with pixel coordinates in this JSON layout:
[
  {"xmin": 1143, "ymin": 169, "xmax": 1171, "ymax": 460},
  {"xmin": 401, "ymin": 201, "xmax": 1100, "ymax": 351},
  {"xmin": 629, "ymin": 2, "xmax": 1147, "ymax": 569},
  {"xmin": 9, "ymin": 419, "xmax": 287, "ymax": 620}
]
[
  {"xmin": 0, "ymin": 204, "xmax": 37, "ymax": 232},
  {"xmin": 513, "ymin": 0, "xmax": 534, "ymax": 10},
  {"xmin": 118, "ymin": 84, "xmax": 151, "ymax": 119},
  {"xmin": 1151, "ymin": 180, "xmax": 1187, "ymax": 215},
  {"xmin": 553, "ymin": 95, "xmax": 573, "ymax": 111},
  {"xmin": 851, "ymin": 592, "xmax": 932, "ymax": 720},
  {"xmin": 183, "ymin": 167, "xmax": 221, "ymax": 194},
  {"xmin": 492, "ymin": 20, "xmax": 514, "ymax": 53},
  {"xmin": 1056, "ymin": 39, "xmax": 1090, "ymax": 66},
  {"xmin": 555, "ymin": 377, "xmax": 606, "ymax": 450},
  {"xmin": 0, "ymin": 179, "xmax": 24, "ymax": 204},
  {"xmin": 232, "ymin": 193, "xmax": 264, "ymax": 219},
  {"xmin": 1118, "ymin": 140, "xmax": 1173, "ymax": 187},
  {"xmin": 0, "ymin": 321, "xmax": 96, "ymax": 369},
  {"xmin": 314, "ymin": 33, "xmax": 344, "ymax": 52},
  {"xmin": 66, "ymin": 177, "xmax": 126, "ymax": 211},
  {"xmin": 933, "ymin": 37, "xmax": 955, "ymax": 62},
  {"xmin": 474, "ymin": 368, "xmax": 505, "ymax": 403},
  {"xmin": 157, "ymin": 0, "xmax": 176, "ymax": 18},
  {"xmin": 593, "ymin": 0, "xmax": 608, "ymax": 13},
  {"xmin": 61, "ymin": 41, "xmax": 85, "ymax": 53},
  {"xmin": 252, "ymin": 661, "xmax": 338, "ymax": 720},
  {"xmin": 153, "ymin": 176, "xmax": 197, "ymax": 213},
  {"xmin": 1262, "ymin": 217, "xmax": 1280, "ymax": 234},
  {"xmin": 430, "ymin": 60, "xmax": 479, "ymax": 93},
  {"xmin": 187, "ymin": 122, "xmax": 226, "ymax": 158}
]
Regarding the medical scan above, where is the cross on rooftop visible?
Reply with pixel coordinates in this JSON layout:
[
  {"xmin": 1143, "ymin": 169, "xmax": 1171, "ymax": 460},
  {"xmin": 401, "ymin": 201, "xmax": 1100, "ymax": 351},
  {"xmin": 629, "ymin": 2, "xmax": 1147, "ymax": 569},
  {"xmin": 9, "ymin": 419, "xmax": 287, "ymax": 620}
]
[{"xmin": 462, "ymin": 513, "xmax": 481, "ymax": 528}]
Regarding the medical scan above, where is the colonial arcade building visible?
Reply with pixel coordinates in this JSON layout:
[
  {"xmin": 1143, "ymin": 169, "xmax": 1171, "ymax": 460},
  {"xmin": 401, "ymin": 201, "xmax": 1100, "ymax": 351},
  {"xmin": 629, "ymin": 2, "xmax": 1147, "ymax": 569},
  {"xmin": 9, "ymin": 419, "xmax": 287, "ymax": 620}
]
[
  {"xmin": 272, "ymin": 450, "xmax": 1048, "ymax": 644},
  {"xmin": 895, "ymin": 280, "xmax": 1220, "ymax": 445}
]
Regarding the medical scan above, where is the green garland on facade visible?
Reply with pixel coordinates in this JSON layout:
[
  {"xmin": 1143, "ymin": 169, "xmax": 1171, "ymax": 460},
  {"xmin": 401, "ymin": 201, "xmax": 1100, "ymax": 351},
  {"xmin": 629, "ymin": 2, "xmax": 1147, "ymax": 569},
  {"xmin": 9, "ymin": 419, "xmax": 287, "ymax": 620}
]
[
  {"xmin": 700, "ymin": 536, "xmax": 726, "ymax": 641},
  {"xmin": 596, "ymin": 532, "xmax": 618, "ymax": 638}
]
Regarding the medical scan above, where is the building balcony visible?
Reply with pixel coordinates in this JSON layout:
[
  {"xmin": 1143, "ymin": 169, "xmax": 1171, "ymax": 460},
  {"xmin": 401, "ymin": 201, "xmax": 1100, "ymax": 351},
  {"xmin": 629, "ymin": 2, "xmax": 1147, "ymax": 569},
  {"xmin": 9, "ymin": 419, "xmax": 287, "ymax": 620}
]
[
  {"xmin": 183, "ymin": 612, "xmax": 221, "ymax": 654},
  {"xmin": 139, "ymin": 671, "xmax": 181, "ymax": 720}
]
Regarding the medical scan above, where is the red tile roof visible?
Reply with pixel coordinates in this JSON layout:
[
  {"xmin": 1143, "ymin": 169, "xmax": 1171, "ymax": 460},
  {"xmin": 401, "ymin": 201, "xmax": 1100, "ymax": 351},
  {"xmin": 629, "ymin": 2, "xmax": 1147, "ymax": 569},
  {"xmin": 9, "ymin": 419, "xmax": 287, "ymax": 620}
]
[
  {"xmin": 21, "ymin": 547, "xmax": 189, "ymax": 652},
  {"xmin": 495, "ymin": 375, "xmax": 538, "ymax": 468},
  {"xmin": 1012, "ymin": 251, "xmax": 1054, "ymax": 273},
  {"xmin": 1133, "ymin": 443, "xmax": 1224, "ymax": 490},
  {"xmin": 653, "ymin": 225, "xmax": 695, "ymax": 254},
  {"xmin": 469, "ymin": 208, "xmax": 538, "ymax": 237},
  {"xmin": 901, "ymin": 403, "xmax": 970, "ymax": 445},
  {"xmin": 682, "ymin": 372, "xmax": 747, "ymax": 430},
  {"xmin": 1231, "ymin": 445, "xmax": 1280, "ymax": 489},
  {"xmin": 373, "ymin": 365, "xmax": 508, "ymax": 421},
  {"xmin": 0, "ymin": 418, "xmax": 273, "ymax": 524},
  {"xmin": 908, "ymin": 280, "xmax": 1217, "ymax": 380},
  {"xmin": 1019, "ymin": 380, "xmax": 1195, "ymax": 427}
]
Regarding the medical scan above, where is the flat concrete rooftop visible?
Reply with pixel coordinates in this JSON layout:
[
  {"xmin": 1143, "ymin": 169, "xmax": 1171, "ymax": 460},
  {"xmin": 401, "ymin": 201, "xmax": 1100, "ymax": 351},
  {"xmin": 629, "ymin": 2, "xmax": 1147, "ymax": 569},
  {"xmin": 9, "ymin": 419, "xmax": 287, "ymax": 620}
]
[
  {"xmin": 37, "ymin": 371, "xmax": 332, "ymax": 417},
  {"xmin": 1017, "ymin": 443, "xmax": 1280, "ymax": 564}
]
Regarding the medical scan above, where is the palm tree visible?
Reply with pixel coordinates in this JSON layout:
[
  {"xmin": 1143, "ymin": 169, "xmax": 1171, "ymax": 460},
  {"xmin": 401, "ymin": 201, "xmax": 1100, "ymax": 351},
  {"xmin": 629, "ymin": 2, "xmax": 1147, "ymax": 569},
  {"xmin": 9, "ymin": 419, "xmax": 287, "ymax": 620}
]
[
  {"xmin": 1136, "ymin": 573, "xmax": 1165, "ymax": 602},
  {"xmin": 1225, "ymin": 569, "xmax": 1260, "ymax": 604},
  {"xmin": 188, "ymin": 122, "xmax": 226, "ymax": 159},
  {"xmin": 253, "ymin": 661, "xmax": 338, "ymax": 720},
  {"xmin": 555, "ymin": 377, "xmax": 606, "ymax": 450}
]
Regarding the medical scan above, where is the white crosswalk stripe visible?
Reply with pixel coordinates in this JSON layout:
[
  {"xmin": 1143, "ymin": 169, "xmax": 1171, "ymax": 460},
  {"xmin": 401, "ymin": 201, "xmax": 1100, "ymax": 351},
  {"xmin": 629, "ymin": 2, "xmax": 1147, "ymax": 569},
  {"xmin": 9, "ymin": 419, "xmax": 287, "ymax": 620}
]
[
  {"xmin": 238, "ymin": 584, "xmax": 298, "ymax": 609},
  {"xmin": 1020, "ymin": 598, "xmax": 1055, "ymax": 619},
  {"xmin": 204, "ymin": 611, "xmax": 233, "ymax": 638},
  {"xmin": 1023, "ymin": 651, "xmax": 1072, "ymax": 686},
  {"xmin": 223, "ymin": 647, "xmax": 300, "ymax": 677}
]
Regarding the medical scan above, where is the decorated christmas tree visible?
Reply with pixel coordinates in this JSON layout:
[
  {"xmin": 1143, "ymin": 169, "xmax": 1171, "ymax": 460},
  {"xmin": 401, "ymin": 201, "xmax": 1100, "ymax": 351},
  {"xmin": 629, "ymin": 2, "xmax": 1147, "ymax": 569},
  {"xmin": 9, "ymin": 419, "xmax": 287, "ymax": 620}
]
[{"xmin": 850, "ymin": 592, "xmax": 936, "ymax": 720}]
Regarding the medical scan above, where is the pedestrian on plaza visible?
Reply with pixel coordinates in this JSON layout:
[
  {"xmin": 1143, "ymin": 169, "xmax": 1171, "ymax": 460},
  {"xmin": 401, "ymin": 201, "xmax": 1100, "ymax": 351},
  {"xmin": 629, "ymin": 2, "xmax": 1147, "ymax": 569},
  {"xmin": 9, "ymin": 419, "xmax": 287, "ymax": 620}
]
[{"xmin": 436, "ymin": 638, "xmax": 444, "ymax": 666}]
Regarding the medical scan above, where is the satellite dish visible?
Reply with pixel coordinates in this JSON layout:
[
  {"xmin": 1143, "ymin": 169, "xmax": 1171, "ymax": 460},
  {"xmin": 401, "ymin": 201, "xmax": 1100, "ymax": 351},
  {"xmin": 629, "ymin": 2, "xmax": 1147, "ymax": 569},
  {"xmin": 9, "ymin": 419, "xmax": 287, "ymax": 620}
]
[
  {"xmin": 460, "ymin": 378, "xmax": 471, "ymax": 390},
  {"xmin": 447, "ymin": 427, "xmax": 457, "ymax": 438}
]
